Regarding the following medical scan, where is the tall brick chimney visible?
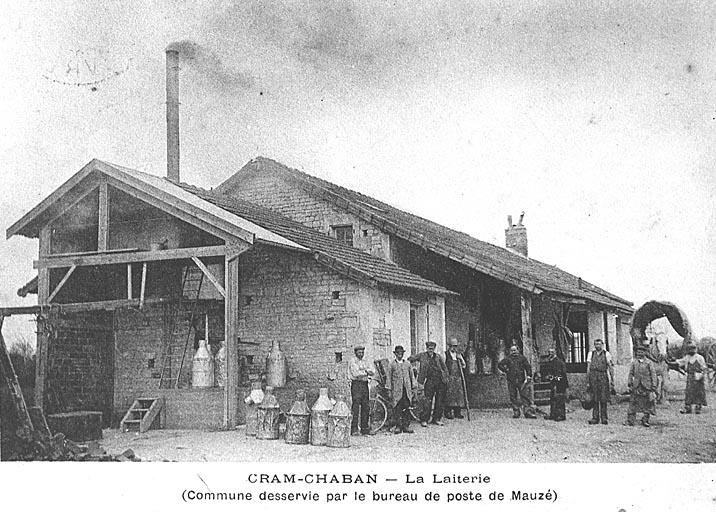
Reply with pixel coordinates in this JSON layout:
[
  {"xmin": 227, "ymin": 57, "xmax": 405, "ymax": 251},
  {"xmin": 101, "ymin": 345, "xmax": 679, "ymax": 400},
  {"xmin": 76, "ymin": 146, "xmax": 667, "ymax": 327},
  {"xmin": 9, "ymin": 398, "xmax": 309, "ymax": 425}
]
[
  {"xmin": 166, "ymin": 48, "xmax": 180, "ymax": 183},
  {"xmin": 505, "ymin": 212, "xmax": 528, "ymax": 257}
]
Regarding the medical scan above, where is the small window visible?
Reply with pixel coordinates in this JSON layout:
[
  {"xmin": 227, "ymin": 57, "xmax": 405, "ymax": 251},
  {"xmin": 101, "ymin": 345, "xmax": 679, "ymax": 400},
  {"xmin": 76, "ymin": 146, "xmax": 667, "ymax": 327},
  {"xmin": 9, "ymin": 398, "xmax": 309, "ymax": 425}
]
[
  {"xmin": 362, "ymin": 229, "xmax": 369, "ymax": 237},
  {"xmin": 246, "ymin": 355, "xmax": 254, "ymax": 365},
  {"xmin": 335, "ymin": 352, "xmax": 343, "ymax": 363},
  {"xmin": 332, "ymin": 291, "xmax": 340, "ymax": 300},
  {"xmin": 330, "ymin": 225, "xmax": 353, "ymax": 246},
  {"xmin": 147, "ymin": 358, "xmax": 155, "ymax": 369}
]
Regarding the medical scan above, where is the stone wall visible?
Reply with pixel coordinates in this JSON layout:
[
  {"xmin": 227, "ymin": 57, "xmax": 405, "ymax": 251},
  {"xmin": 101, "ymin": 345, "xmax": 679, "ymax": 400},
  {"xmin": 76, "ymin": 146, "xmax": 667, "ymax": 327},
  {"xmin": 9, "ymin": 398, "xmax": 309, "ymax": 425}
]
[
  {"xmin": 113, "ymin": 301, "xmax": 224, "ymax": 423},
  {"xmin": 45, "ymin": 312, "xmax": 114, "ymax": 426},
  {"xmin": 223, "ymin": 171, "xmax": 392, "ymax": 260},
  {"xmin": 238, "ymin": 245, "xmax": 369, "ymax": 409}
]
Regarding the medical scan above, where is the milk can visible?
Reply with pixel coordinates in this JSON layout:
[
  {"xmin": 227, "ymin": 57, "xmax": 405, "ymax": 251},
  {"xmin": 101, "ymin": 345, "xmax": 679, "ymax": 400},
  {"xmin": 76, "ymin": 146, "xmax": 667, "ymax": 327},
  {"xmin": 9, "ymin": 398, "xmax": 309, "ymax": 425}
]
[
  {"xmin": 192, "ymin": 339, "xmax": 212, "ymax": 388},
  {"xmin": 310, "ymin": 388, "xmax": 333, "ymax": 446},
  {"xmin": 256, "ymin": 386, "xmax": 280, "ymax": 440},
  {"xmin": 265, "ymin": 340, "xmax": 287, "ymax": 388},
  {"xmin": 214, "ymin": 341, "xmax": 226, "ymax": 388},
  {"xmin": 327, "ymin": 394, "xmax": 352, "ymax": 448},
  {"xmin": 244, "ymin": 382, "xmax": 264, "ymax": 436},
  {"xmin": 284, "ymin": 390, "xmax": 310, "ymax": 445}
]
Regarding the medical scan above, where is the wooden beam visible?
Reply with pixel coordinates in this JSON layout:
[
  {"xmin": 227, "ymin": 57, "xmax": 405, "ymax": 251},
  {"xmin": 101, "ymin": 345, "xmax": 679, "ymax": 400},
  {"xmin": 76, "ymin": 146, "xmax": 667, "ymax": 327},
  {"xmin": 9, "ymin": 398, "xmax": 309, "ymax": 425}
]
[
  {"xmin": 139, "ymin": 262, "xmax": 147, "ymax": 309},
  {"xmin": 97, "ymin": 179, "xmax": 108, "ymax": 251},
  {"xmin": 226, "ymin": 242, "xmax": 250, "ymax": 262},
  {"xmin": 224, "ymin": 254, "xmax": 240, "ymax": 428},
  {"xmin": 35, "ymin": 244, "xmax": 227, "ymax": 269},
  {"xmin": 47, "ymin": 265, "xmax": 77, "ymax": 303},
  {"xmin": 191, "ymin": 256, "xmax": 226, "ymax": 298},
  {"xmin": 127, "ymin": 264, "xmax": 132, "ymax": 299},
  {"xmin": 36, "ymin": 226, "xmax": 51, "ymax": 409},
  {"xmin": 0, "ymin": 297, "xmax": 178, "ymax": 317},
  {"xmin": 6, "ymin": 160, "xmax": 99, "ymax": 239},
  {"xmin": 46, "ymin": 247, "xmax": 138, "ymax": 259}
]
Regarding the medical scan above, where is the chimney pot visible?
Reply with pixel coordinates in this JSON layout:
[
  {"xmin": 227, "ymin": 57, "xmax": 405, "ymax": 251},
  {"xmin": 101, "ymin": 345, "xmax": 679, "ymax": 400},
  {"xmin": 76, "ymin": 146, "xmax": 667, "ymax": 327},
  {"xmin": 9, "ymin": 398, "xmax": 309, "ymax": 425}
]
[{"xmin": 505, "ymin": 212, "xmax": 528, "ymax": 257}]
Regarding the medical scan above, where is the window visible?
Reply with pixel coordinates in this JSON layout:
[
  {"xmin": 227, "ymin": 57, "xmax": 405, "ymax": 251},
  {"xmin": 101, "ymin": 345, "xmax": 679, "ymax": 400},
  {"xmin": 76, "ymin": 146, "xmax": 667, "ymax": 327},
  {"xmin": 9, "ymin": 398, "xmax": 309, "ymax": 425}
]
[
  {"xmin": 410, "ymin": 303, "xmax": 427, "ymax": 355},
  {"xmin": 330, "ymin": 225, "xmax": 353, "ymax": 246},
  {"xmin": 566, "ymin": 311, "xmax": 589, "ymax": 367}
]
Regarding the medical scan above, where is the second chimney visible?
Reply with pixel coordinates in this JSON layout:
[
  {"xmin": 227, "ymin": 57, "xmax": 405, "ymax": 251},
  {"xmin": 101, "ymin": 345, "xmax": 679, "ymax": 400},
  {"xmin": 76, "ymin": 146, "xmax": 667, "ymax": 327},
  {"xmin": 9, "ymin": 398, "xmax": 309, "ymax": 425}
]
[
  {"xmin": 166, "ymin": 49, "xmax": 180, "ymax": 183},
  {"xmin": 505, "ymin": 212, "xmax": 528, "ymax": 257}
]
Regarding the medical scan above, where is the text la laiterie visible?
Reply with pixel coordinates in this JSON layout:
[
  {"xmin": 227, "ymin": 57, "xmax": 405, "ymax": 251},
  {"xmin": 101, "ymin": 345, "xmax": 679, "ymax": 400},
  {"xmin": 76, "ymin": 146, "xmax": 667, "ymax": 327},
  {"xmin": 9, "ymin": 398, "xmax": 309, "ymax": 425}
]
[{"xmin": 406, "ymin": 474, "xmax": 490, "ymax": 484}]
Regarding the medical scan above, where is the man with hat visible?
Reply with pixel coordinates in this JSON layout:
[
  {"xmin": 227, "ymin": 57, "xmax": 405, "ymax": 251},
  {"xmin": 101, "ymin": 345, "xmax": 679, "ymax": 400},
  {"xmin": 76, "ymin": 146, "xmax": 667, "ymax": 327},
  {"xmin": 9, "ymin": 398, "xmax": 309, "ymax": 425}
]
[
  {"xmin": 625, "ymin": 344, "xmax": 657, "ymax": 427},
  {"xmin": 409, "ymin": 340, "xmax": 449, "ymax": 426},
  {"xmin": 498, "ymin": 345, "xmax": 536, "ymax": 419},
  {"xmin": 385, "ymin": 345, "xmax": 417, "ymax": 433},
  {"xmin": 348, "ymin": 345, "xmax": 374, "ymax": 435},
  {"xmin": 444, "ymin": 338, "xmax": 467, "ymax": 419}
]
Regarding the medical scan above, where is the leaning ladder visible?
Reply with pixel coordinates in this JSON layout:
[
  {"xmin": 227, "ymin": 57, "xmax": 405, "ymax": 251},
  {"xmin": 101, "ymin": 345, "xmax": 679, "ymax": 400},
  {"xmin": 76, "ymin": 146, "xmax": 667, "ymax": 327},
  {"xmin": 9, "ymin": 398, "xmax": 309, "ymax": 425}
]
[
  {"xmin": 158, "ymin": 265, "xmax": 204, "ymax": 389},
  {"xmin": 0, "ymin": 315, "xmax": 34, "ymax": 435}
]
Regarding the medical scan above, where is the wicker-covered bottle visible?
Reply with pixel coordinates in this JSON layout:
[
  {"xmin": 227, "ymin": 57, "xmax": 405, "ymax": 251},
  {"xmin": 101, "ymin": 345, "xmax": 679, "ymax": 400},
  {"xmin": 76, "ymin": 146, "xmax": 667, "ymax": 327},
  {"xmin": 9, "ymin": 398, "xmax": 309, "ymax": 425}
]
[
  {"xmin": 327, "ymin": 394, "xmax": 352, "ymax": 448},
  {"xmin": 310, "ymin": 388, "xmax": 333, "ymax": 446},
  {"xmin": 285, "ymin": 390, "xmax": 310, "ymax": 444}
]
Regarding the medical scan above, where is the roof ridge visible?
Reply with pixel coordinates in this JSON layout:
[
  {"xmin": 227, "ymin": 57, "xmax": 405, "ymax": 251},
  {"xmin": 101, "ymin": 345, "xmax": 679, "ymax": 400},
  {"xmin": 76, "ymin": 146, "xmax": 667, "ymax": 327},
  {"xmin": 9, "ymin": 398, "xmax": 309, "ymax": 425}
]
[
  {"xmin": 243, "ymin": 156, "xmax": 631, "ymax": 309},
  {"xmin": 180, "ymin": 184, "xmax": 450, "ymax": 295}
]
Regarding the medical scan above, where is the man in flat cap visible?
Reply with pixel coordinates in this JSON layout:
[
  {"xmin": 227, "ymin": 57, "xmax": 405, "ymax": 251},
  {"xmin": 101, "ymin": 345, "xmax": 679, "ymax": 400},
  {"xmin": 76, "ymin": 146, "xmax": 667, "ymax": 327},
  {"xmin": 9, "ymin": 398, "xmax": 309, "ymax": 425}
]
[
  {"xmin": 385, "ymin": 345, "xmax": 417, "ymax": 433},
  {"xmin": 348, "ymin": 345, "xmax": 374, "ymax": 435},
  {"xmin": 410, "ymin": 340, "xmax": 449, "ymax": 427}
]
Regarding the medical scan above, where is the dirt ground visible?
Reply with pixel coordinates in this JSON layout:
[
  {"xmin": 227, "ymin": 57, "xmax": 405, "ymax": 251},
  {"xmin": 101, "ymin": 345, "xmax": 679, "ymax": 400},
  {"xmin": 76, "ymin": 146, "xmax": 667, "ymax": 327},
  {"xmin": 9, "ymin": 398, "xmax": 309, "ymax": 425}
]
[{"xmin": 101, "ymin": 384, "xmax": 716, "ymax": 463}]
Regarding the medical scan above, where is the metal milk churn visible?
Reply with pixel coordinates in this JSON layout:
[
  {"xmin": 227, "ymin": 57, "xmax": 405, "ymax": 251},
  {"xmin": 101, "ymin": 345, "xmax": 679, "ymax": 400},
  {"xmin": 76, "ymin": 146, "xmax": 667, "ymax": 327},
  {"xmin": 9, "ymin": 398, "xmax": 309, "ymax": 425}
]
[
  {"xmin": 192, "ymin": 339, "xmax": 212, "ymax": 388},
  {"xmin": 327, "ymin": 394, "xmax": 352, "ymax": 448},
  {"xmin": 284, "ymin": 390, "xmax": 310, "ymax": 445},
  {"xmin": 310, "ymin": 387, "xmax": 333, "ymax": 446},
  {"xmin": 214, "ymin": 341, "xmax": 226, "ymax": 388},
  {"xmin": 244, "ymin": 382, "xmax": 264, "ymax": 436},
  {"xmin": 256, "ymin": 386, "xmax": 280, "ymax": 440},
  {"xmin": 265, "ymin": 340, "xmax": 287, "ymax": 388}
]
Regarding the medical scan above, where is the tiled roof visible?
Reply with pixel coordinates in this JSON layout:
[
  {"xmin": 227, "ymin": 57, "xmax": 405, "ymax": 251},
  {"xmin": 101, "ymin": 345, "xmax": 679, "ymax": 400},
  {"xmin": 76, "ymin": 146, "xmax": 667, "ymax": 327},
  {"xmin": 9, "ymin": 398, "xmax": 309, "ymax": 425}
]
[
  {"xmin": 221, "ymin": 157, "xmax": 633, "ymax": 312},
  {"xmin": 178, "ymin": 183, "xmax": 451, "ymax": 296}
]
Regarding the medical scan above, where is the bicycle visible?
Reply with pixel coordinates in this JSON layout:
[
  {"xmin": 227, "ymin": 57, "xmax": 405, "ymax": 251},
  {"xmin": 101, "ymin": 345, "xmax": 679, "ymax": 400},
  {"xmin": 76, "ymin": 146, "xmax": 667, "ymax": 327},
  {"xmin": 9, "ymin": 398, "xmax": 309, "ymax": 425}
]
[{"xmin": 368, "ymin": 375, "xmax": 425, "ymax": 433}]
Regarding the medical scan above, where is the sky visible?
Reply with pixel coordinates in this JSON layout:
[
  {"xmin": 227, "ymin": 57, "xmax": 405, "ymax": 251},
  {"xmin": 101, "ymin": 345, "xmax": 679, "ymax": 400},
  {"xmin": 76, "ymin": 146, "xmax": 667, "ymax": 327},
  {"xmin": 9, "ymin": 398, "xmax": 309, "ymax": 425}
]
[{"xmin": 0, "ymin": 0, "xmax": 714, "ymax": 345}]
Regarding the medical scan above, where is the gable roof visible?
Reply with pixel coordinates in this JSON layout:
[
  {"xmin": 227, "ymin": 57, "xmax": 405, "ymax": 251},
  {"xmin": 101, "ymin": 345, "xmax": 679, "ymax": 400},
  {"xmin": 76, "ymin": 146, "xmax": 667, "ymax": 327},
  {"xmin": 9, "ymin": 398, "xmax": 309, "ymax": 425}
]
[
  {"xmin": 7, "ymin": 159, "xmax": 304, "ymax": 251},
  {"xmin": 11, "ymin": 159, "xmax": 449, "ymax": 297},
  {"xmin": 178, "ymin": 183, "xmax": 451, "ymax": 295},
  {"xmin": 219, "ymin": 157, "xmax": 633, "ymax": 313}
]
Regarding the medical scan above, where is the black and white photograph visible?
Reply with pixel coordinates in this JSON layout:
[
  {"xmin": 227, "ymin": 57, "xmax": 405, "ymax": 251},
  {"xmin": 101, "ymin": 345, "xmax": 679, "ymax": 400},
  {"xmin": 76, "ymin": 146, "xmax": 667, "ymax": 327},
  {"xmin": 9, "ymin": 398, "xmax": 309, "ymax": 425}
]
[{"xmin": 1, "ymin": 1, "xmax": 715, "ymax": 510}]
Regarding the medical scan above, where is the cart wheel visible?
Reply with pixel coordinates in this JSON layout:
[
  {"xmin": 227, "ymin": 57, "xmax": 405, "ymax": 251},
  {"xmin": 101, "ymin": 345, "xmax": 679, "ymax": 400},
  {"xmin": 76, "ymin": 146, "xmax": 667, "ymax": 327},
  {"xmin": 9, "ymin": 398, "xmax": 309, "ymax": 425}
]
[{"xmin": 369, "ymin": 398, "xmax": 387, "ymax": 433}]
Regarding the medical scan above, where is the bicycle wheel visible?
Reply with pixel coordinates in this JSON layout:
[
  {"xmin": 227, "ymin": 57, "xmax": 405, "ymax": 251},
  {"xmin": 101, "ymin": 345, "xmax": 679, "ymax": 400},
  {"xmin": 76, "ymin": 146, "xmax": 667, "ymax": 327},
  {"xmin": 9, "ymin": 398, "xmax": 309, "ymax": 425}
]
[
  {"xmin": 409, "ymin": 389, "xmax": 429, "ymax": 422},
  {"xmin": 369, "ymin": 398, "xmax": 387, "ymax": 433}
]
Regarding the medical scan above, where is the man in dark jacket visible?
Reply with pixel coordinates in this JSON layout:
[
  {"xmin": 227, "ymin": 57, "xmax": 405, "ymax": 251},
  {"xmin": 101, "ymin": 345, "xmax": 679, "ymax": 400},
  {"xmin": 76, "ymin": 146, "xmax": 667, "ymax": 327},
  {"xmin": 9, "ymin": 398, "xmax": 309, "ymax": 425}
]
[
  {"xmin": 498, "ymin": 345, "xmax": 536, "ymax": 418},
  {"xmin": 409, "ymin": 341, "xmax": 449, "ymax": 427},
  {"xmin": 541, "ymin": 348, "xmax": 569, "ymax": 421}
]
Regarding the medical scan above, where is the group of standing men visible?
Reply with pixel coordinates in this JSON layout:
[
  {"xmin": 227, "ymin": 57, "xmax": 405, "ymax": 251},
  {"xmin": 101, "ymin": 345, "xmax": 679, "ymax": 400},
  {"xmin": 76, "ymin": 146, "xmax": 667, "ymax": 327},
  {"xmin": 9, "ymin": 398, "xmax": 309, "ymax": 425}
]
[
  {"xmin": 348, "ymin": 338, "xmax": 469, "ymax": 435},
  {"xmin": 348, "ymin": 335, "xmax": 708, "ymax": 435}
]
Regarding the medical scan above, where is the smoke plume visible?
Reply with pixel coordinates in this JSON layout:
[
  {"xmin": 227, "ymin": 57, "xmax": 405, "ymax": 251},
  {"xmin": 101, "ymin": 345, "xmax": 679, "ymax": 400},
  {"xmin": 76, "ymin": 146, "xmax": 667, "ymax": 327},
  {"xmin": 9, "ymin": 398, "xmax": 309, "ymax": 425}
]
[{"xmin": 166, "ymin": 39, "xmax": 255, "ymax": 92}]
